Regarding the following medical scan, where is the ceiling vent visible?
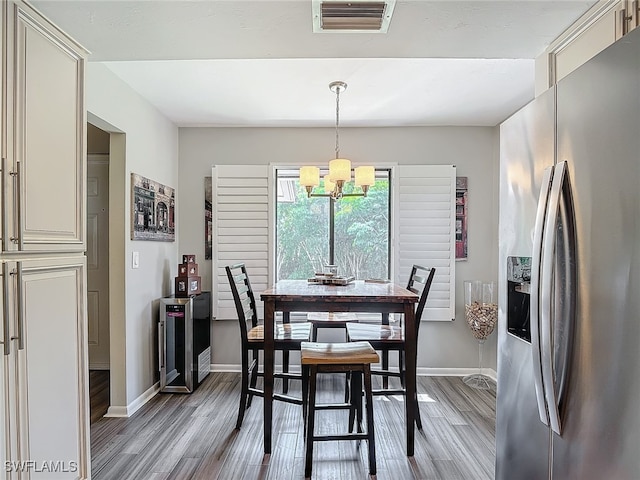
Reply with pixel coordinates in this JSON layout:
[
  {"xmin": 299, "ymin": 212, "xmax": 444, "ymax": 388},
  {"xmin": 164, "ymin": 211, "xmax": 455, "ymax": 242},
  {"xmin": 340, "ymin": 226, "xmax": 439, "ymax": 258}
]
[{"xmin": 312, "ymin": 0, "xmax": 396, "ymax": 33}]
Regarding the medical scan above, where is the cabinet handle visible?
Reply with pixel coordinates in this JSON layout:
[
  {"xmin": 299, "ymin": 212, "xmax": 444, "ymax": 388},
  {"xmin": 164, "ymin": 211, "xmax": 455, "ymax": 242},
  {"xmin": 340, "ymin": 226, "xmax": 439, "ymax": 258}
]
[
  {"xmin": 10, "ymin": 162, "xmax": 21, "ymax": 247},
  {"xmin": 1, "ymin": 263, "xmax": 9, "ymax": 356},
  {"xmin": 158, "ymin": 321, "xmax": 165, "ymax": 370},
  {"xmin": 621, "ymin": 8, "xmax": 633, "ymax": 35},
  {"xmin": 1, "ymin": 157, "xmax": 6, "ymax": 251},
  {"xmin": 11, "ymin": 263, "xmax": 24, "ymax": 350}
]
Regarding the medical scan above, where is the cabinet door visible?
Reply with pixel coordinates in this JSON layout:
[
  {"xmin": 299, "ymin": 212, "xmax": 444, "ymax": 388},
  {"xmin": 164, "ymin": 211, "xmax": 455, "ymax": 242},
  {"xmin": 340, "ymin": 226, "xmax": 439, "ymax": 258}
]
[
  {"xmin": 7, "ymin": 1, "xmax": 87, "ymax": 252},
  {"xmin": 0, "ymin": 265, "xmax": 14, "ymax": 480},
  {"xmin": 14, "ymin": 256, "xmax": 89, "ymax": 479}
]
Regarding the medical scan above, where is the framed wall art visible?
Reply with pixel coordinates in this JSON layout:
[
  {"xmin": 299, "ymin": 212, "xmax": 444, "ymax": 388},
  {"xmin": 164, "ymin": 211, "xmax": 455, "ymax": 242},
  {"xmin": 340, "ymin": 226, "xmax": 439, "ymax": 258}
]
[
  {"xmin": 456, "ymin": 176, "xmax": 468, "ymax": 260},
  {"xmin": 131, "ymin": 173, "xmax": 175, "ymax": 241},
  {"xmin": 205, "ymin": 176, "xmax": 212, "ymax": 259}
]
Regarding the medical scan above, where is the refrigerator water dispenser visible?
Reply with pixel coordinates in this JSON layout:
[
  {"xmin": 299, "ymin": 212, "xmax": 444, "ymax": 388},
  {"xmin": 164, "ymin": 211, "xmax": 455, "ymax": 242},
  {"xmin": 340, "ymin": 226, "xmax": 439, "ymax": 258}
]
[{"xmin": 507, "ymin": 256, "xmax": 531, "ymax": 342}]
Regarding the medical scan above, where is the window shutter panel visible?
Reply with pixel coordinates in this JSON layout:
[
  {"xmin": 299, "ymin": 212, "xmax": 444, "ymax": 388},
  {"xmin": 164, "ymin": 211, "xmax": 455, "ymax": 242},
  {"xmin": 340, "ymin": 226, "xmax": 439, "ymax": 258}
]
[
  {"xmin": 396, "ymin": 165, "xmax": 456, "ymax": 321},
  {"xmin": 212, "ymin": 165, "xmax": 269, "ymax": 320}
]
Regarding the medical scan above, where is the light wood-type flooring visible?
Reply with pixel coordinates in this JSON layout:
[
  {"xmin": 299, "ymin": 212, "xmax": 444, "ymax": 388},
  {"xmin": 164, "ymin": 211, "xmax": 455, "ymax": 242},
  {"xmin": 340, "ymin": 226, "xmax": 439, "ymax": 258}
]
[
  {"xmin": 89, "ymin": 372, "xmax": 496, "ymax": 479},
  {"xmin": 90, "ymin": 370, "xmax": 111, "ymax": 424}
]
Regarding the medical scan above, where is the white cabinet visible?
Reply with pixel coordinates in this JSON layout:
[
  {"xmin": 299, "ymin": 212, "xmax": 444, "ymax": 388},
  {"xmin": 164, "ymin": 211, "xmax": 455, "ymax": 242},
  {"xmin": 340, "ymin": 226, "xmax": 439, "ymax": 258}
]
[
  {"xmin": 1, "ymin": 257, "xmax": 89, "ymax": 479},
  {"xmin": 536, "ymin": 0, "xmax": 640, "ymax": 94},
  {"xmin": 0, "ymin": 1, "xmax": 89, "ymax": 479},
  {"xmin": 2, "ymin": 0, "xmax": 86, "ymax": 253}
]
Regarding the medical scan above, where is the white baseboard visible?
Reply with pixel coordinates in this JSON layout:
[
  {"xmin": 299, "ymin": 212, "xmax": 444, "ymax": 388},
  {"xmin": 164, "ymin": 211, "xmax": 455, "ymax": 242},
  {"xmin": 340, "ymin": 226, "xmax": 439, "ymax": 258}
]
[
  {"xmin": 104, "ymin": 381, "xmax": 160, "ymax": 418},
  {"xmin": 211, "ymin": 364, "xmax": 242, "ymax": 373},
  {"xmin": 211, "ymin": 364, "xmax": 497, "ymax": 382},
  {"xmin": 416, "ymin": 367, "xmax": 497, "ymax": 382}
]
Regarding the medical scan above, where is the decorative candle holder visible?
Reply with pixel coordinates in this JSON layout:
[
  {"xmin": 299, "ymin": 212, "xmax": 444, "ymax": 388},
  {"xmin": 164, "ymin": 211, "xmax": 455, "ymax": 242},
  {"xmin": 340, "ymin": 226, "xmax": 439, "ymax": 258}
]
[{"xmin": 463, "ymin": 280, "xmax": 497, "ymax": 390}]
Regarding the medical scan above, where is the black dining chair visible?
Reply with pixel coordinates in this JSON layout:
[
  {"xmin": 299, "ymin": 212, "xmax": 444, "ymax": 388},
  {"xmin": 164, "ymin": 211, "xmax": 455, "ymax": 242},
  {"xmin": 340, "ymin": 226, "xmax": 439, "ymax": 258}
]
[
  {"xmin": 346, "ymin": 264, "xmax": 435, "ymax": 429},
  {"xmin": 226, "ymin": 263, "xmax": 312, "ymax": 429}
]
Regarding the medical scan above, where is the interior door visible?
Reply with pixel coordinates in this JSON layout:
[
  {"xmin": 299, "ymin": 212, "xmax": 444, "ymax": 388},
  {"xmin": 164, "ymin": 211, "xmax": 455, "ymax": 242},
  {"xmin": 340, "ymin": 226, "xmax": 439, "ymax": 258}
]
[{"xmin": 87, "ymin": 155, "xmax": 110, "ymax": 369}]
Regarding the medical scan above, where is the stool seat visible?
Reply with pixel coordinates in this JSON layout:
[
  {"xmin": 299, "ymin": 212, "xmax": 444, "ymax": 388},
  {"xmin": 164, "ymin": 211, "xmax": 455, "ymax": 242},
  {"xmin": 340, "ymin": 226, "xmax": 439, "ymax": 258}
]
[
  {"xmin": 301, "ymin": 341, "xmax": 379, "ymax": 365},
  {"xmin": 346, "ymin": 323, "xmax": 404, "ymax": 343}
]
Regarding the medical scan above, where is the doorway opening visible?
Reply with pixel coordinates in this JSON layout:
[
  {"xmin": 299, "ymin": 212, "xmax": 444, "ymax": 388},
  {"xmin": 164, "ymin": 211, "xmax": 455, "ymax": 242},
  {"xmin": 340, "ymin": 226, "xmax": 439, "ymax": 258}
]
[{"xmin": 87, "ymin": 123, "xmax": 111, "ymax": 423}]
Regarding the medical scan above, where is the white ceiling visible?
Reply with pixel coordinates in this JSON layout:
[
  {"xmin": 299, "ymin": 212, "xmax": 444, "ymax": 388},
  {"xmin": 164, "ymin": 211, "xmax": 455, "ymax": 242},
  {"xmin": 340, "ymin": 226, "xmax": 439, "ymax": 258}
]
[{"xmin": 32, "ymin": 0, "xmax": 597, "ymax": 127}]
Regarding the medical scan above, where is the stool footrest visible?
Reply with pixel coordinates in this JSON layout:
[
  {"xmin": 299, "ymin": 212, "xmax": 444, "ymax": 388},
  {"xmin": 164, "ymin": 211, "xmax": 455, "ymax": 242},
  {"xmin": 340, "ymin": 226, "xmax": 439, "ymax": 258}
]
[
  {"xmin": 274, "ymin": 372, "xmax": 303, "ymax": 380},
  {"xmin": 312, "ymin": 433, "xmax": 369, "ymax": 442},
  {"xmin": 372, "ymin": 388, "xmax": 405, "ymax": 395},
  {"xmin": 273, "ymin": 393, "xmax": 303, "ymax": 405},
  {"xmin": 370, "ymin": 369, "xmax": 403, "ymax": 378},
  {"xmin": 314, "ymin": 402, "xmax": 352, "ymax": 410}
]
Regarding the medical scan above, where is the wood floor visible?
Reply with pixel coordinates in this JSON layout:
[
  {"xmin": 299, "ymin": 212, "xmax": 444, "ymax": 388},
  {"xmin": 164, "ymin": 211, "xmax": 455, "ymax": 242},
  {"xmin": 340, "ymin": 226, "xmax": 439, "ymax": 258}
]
[
  {"xmin": 89, "ymin": 370, "xmax": 110, "ymax": 424},
  {"xmin": 89, "ymin": 372, "xmax": 496, "ymax": 479}
]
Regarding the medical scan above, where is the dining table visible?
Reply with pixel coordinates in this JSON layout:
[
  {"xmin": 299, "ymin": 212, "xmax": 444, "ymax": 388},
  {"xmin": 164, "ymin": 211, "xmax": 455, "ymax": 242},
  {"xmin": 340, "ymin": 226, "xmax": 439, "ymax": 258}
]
[{"xmin": 259, "ymin": 279, "xmax": 420, "ymax": 457}]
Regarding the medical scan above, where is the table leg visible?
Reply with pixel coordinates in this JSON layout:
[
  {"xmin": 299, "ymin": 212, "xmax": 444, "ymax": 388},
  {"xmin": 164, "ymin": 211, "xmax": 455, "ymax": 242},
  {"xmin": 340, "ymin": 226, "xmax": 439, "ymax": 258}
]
[
  {"xmin": 264, "ymin": 300, "xmax": 275, "ymax": 454},
  {"xmin": 403, "ymin": 303, "xmax": 416, "ymax": 456},
  {"xmin": 381, "ymin": 312, "xmax": 389, "ymax": 389},
  {"xmin": 282, "ymin": 311, "xmax": 290, "ymax": 394}
]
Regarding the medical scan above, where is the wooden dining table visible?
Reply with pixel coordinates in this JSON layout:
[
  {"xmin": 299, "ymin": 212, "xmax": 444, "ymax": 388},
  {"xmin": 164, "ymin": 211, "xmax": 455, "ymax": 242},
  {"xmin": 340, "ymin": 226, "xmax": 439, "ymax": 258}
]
[{"xmin": 260, "ymin": 279, "xmax": 420, "ymax": 457}]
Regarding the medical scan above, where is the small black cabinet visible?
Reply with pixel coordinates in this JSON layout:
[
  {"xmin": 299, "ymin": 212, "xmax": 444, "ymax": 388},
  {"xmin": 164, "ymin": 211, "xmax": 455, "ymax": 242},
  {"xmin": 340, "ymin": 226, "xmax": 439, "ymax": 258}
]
[{"xmin": 159, "ymin": 292, "xmax": 211, "ymax": 393}]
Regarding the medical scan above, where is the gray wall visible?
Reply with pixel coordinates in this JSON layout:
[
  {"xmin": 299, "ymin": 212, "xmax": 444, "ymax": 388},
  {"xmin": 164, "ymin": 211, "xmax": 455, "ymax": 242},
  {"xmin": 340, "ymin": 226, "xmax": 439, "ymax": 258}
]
[
  {"xmin": 87, "ymin": 63, "xmax": 179, "ymax": 411},
  {"xmin": 178, "ymin": 126, "xmax": 499, "ymax": 373}
]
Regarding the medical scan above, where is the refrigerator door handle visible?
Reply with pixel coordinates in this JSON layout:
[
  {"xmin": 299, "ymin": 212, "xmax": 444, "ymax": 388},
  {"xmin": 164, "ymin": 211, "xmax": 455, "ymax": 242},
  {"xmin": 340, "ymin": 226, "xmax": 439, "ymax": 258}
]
[
  {"xmin": 540, "ymin": 161, "xmax": 569, "ymax": 435},
  {"xmin": 531, "ymin": 165, "xmax": 554, "ymax": 426}
]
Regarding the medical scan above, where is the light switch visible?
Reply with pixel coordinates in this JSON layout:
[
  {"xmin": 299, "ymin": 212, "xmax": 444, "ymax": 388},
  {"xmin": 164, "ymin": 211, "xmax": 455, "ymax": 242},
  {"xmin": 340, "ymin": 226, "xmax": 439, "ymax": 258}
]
[{"xmin": 132, "ymin": 251, "xmax": 140, "ymax": 269}]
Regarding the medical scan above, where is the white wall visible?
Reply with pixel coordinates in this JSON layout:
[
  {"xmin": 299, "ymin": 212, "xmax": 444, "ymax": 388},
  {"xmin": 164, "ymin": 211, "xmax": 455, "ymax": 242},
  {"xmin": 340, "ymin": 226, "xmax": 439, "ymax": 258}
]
[
  {"xmin": 178, "ymin": 126, "xmax": 499, "ymax": 373},
  {"xmin": 86, "ymin": 63, "xmax": 179, "ymax": 410}
]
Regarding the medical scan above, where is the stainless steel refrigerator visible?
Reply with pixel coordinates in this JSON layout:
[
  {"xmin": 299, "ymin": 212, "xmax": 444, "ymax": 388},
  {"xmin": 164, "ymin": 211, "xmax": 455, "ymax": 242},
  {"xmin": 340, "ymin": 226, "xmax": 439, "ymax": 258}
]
[{"xmin": 496, "ymin": 27, "xmax": 640, "ymax": 480}]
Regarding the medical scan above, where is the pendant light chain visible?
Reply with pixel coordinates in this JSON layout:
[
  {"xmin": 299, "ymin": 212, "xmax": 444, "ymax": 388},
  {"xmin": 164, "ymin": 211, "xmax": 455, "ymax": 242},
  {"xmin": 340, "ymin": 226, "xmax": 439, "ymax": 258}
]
[{"xmin": 335, "ymin": 84, "xmax": 340, "ymax": 159}]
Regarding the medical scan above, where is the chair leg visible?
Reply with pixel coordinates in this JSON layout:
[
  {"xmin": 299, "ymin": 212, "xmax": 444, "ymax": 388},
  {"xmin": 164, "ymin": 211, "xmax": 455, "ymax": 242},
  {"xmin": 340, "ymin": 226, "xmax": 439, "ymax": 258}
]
[
  {"xmin": 363, "ymin": 365, "xmax": 377, "ymax": 476},
  {"xmin": 344, "ymin": 372, "xmax": 350, "ymax": 403},
  {"xmin": 304, "ymin": 366, "xmax": 318, "ymax": 479},
  {"xmin": 302, "ymin": 364, "xmax": 309, "ymax": 437},
  {"xmin": 382, "ymin": 350, "xmax": 389, "ymax": 389},
  {"xmin": 415, "ymin": 392, "xmax": 423, "ymax": 430},
  {"xmin": 247, "ymin": 349, "xmax": 259, "ymax": 408},
  {"xmin": 352, "ymin": 371, "xmax": 364, "ymax": 434},
  {"xmin": 399, "ymin": 350, "xmax": 405, "ymax": 389},
  {"xmin": 282, "ymin": 350, "xmax": 290, "ymax": 394},
  {"xmin": 236, "ymin": 350, "xmax": 250, "ymax": 430},
  {"xmin": 348, "ymin": 372, "xmax": 356, "ymax": 433}
]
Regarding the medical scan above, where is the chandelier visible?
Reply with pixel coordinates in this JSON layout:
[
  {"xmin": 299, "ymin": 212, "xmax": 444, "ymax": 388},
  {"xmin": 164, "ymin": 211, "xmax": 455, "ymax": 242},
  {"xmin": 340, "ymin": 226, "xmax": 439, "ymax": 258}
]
[{"xmin": 299, "ymin": 81, "xmax": 375, "ymax": 199}]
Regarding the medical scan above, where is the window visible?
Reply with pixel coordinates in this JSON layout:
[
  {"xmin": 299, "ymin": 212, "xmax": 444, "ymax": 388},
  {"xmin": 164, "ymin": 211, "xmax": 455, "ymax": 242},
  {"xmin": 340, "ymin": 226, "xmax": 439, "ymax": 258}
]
[
  {"xmin": 211, "ymin": 164, "xmax": 455, "ymax": 322},
  {"xmin": 275, "ymin": 169, "xmax": 391, "ymax": 281}
]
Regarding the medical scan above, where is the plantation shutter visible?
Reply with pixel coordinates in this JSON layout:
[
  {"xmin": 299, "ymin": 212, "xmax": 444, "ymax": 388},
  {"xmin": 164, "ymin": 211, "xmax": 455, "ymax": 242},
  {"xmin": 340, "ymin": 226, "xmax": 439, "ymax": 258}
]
[
  {"xmin": 212, "ymin": 165, "xmax": 270, "ymax": 320},
  {"xmin": 396, "ymin": 165, "xmax": 456, "ymax": 321}
]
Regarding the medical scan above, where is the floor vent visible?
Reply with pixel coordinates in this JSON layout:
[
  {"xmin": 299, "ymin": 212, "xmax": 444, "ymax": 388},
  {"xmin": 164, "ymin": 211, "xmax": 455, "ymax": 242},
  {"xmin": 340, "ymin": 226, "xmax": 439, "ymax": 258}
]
[{"xmin": 312, "ymin": 0, "xmax": 396, "ymax": 33}]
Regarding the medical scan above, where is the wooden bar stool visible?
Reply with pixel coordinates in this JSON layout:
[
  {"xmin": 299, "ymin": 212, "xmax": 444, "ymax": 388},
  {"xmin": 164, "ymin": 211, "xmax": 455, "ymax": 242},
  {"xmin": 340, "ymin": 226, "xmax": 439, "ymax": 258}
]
[{"xmin": 301, "ymin": 341, "xmax": 379, "ymax": 479}]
